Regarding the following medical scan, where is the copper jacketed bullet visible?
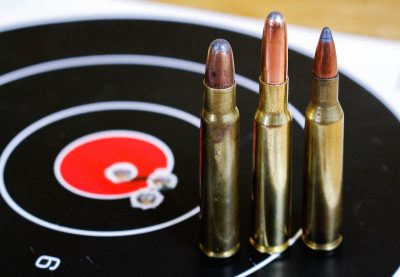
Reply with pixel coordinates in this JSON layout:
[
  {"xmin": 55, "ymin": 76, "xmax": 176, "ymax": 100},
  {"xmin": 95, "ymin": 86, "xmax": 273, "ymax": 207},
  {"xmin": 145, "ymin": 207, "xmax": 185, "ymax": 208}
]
[
  {"xmin": 302, "ymin": 27, "xmax": 344, "ymax": 251},
  {"xmin": 199, "ymin": 39, "xmax": 240, "ymax": 258},
  {"xmin": 250, "ymin": 11, "xmax": 292, "ymax": 254}
]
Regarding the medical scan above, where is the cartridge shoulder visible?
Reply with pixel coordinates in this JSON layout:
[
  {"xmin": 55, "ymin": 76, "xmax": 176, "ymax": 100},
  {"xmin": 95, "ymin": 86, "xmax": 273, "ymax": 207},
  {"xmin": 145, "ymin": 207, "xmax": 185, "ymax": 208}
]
[
  {"xmin": 201, "ymin": 108, "xmax": 239, "ymax": 124},
  {"xmin": 254, "ymin": 109, "xmax": 291, "ymax": 127},
  {"xmin": 306, "ymin": 103, "xmax": 344, "ymax": 125}
]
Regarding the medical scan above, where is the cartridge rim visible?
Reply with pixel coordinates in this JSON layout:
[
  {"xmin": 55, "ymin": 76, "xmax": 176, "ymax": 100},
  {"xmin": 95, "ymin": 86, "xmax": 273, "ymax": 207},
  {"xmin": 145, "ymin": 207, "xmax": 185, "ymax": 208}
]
[
  {"xmin": 199, "ymin": 243, "xmax": 240, "ymax": 258},
  {"xmin": 302, "ymin": 235, "xmax": 343, "ymax": 251},
  {"xmin": 249, "ymin": 237, "xmax": 290, "ymax": 254}
]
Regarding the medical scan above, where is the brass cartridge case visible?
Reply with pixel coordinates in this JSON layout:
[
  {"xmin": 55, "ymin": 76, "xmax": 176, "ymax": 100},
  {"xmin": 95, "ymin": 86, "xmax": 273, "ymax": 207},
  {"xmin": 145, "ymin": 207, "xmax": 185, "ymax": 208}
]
[
  {"xmin": 250, "ymin": 78, "xmax": 292, "ymax": 253},
  {"xmin": 302, "ymin": 76, "xmax": 344, "ymax": 251},
  {"xmin": 199, "ymin": 81, "xmax": 240, "ymax": 258}
]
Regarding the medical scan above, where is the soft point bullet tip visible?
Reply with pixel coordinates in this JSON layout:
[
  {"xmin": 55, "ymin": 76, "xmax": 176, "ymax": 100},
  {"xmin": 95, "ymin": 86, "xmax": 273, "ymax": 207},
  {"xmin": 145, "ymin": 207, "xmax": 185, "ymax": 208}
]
[{"xmin": 205, "ymin": 39, "xmax": 235, "ymax": 89}]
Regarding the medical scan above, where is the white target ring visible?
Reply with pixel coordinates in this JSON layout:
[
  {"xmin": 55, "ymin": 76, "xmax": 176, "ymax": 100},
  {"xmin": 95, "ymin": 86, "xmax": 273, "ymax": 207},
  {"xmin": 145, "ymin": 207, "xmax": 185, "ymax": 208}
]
[
  {"xmin": 0, "ymin": 101, "xmax": 200, "ymax": 237},
  {"xmin": 0, "ymin": 55, "xmax": 304, "ymax": 237}
]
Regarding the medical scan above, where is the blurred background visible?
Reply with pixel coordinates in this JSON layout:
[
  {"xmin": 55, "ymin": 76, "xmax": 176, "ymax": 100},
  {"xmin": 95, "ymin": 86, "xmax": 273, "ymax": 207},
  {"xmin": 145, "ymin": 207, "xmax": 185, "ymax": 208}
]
[
  {"xmin": 156, "ymin": 0, "xmax": 400, "ymax": 40},
  {"xmin": 1, "ymin": 0, "xmax": 400, "ymax": 40},
  {"xmin": 151, "ymin": 0, "xmax": 400, "ymax": 119},
  {"xmin": 0, "ymin": 0, "xmax": 399, "ymax": 111}
]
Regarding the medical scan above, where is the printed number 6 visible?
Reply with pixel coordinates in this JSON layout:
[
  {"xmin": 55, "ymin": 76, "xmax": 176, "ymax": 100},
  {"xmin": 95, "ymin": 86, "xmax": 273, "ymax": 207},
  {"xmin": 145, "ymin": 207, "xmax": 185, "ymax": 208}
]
[{"xmin": 35, "ymin": 255, "xmax": 61, "ymax": 271}]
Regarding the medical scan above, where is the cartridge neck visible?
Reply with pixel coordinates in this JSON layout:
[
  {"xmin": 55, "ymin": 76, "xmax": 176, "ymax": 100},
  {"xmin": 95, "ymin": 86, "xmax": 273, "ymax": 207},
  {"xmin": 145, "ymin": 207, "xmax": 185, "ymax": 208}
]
[
  {"xmin": 258, "ymin": 78, "xmax": 288, "ymax": 113},
  {"xmin": 311, "ymin": 75, "xmax": 339, "ymax": 106},
  {"xmin": 203, "ymin": 81, "xmax": 236, "ymax": 114}
]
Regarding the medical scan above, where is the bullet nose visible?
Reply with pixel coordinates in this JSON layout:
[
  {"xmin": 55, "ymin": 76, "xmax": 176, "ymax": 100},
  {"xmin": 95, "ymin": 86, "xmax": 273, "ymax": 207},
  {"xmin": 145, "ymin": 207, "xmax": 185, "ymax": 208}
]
[
  {"xmin": 205, "ymin": 39, "xmax": 235, "ymax": 89},
  {"xmin": 261, "ymin": 11, "xmax": 287, "ymax": 84},
  {"xmin": 313, "ymin": 27, "xmax": 337, "ymax": 79}
]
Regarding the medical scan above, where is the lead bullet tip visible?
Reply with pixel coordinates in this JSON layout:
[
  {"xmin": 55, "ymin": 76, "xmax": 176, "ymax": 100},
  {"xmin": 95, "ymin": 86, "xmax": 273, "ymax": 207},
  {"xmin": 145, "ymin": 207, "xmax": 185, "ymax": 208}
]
[
  {"xmin": 314, "ymin": 27, "xmax": 337, "ymax": 79},
  {"xmin": 266, "ymin": 11, "xmax": 285, "ymax": 26},
  {"xmin": 205, "ymin": 39, "xmax": 235, "ymax": 89}
]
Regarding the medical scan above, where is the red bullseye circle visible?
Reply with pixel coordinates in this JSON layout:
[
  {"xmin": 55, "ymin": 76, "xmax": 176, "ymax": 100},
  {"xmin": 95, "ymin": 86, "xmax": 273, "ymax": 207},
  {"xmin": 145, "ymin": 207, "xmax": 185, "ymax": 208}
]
[{"xmin": 54, "ymin": 130, "xmax": 174, "ymax": 199}]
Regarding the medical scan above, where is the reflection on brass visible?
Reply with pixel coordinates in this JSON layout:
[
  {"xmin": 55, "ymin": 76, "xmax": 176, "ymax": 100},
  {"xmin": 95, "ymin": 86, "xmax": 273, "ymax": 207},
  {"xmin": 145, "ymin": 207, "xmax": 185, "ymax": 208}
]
[
  {"xmin": 199, "ymin": 81, "xmax": 240, "ymax": 258},
  {"xmin": 302, "ymin": 76, "xmax": 344, "ymax": 251},
  {"xmin": 250, "ymin": 78, "xmax": 292, "ymax": 254}
]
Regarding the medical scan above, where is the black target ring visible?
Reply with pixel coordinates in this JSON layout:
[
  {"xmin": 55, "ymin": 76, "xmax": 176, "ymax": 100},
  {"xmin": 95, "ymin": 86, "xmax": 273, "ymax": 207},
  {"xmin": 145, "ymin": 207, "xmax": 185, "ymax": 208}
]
[{"xmin": 0, "ymin": 19, "xmax": 397, "ymax": 276}]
